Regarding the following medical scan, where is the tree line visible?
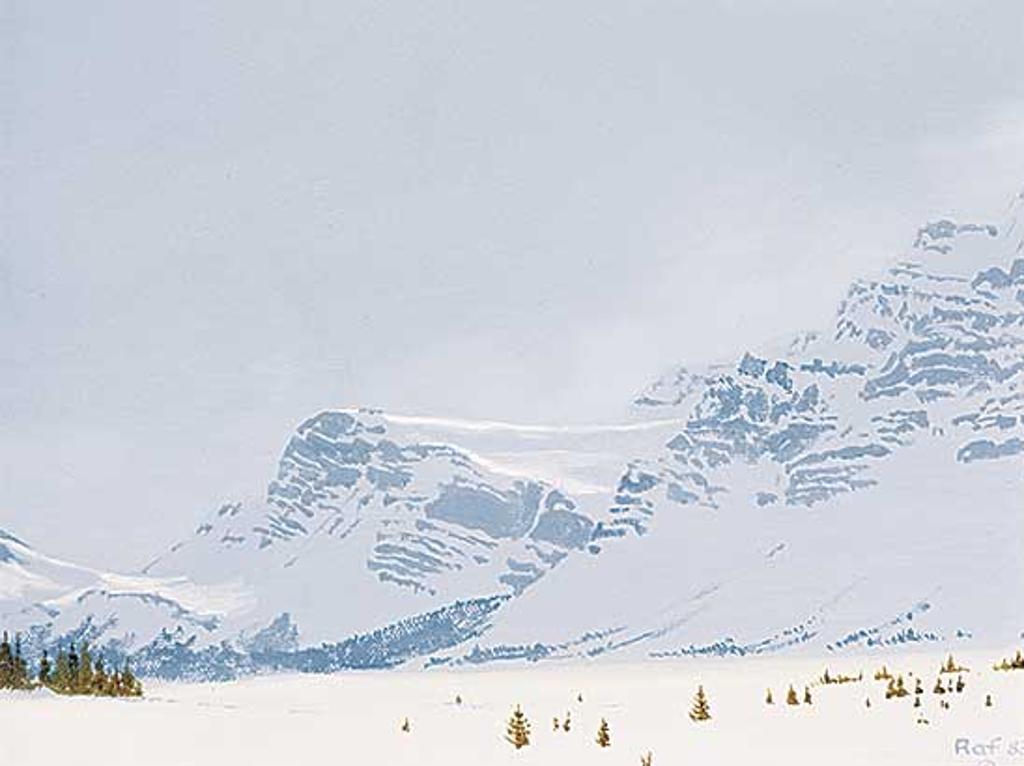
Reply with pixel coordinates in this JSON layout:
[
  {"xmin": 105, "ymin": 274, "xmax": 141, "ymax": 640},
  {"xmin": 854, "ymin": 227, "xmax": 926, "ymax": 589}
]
[{"xmin": 0, "ymin": 631, "xmax": 142, "ymax": 697}]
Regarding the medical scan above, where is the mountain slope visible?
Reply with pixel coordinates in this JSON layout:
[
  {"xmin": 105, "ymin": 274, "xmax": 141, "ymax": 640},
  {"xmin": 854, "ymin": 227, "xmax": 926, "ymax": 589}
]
[{"xmin": 437, "ymin": 189, "xmax": 1024, "ymax": 663}]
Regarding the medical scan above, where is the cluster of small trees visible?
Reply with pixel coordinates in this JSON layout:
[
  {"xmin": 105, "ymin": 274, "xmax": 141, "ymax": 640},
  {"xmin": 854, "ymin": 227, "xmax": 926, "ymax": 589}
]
[
  {"xmin": 993, "ymin": 650, "xmax": 1024, "ymax": 671},
  {"xmin": 884, "ymin": 675, "xmax": 909, "ymax": 699},
  {"xmin": 0, "ymin": 631, "xmax": 142, "ymax": 698},
  {"xmin": 766, "ymin": 684, "xmax": 812, "ymax": 706},
  {"xmin": 932, "ymin": 675, "xmax": 965, "ymax": 695},
  {"xmin": 820, "ymin": 668, "xmax": 861, "ymax": 685},
  {"xmin": 39, "ymin": 642, "xmax": 142, "ymax": 697},
  {"xmin": 486, "ymin": 685, "xmax": 711, "ymax": 756},
  {"xmin": 0, "ymin": 632, "xmax": 31, "ymax": 689},
  {"xmin": 398, "ymin": 658, "xmax": 1012, "ymax": 756},
  {"xmin": 504, "ymin": 705, "xmax": 614, "ymax": 750},
  {"xmin": 939, "ymin": 654, "xmax": 967, "ymax": 674}
]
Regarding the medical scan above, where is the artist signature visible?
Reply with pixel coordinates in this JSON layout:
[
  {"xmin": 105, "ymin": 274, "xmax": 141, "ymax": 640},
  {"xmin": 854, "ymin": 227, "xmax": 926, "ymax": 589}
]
[{"xmin": 953, "ymin": 736, "xmax": 1024, "ymax": 765}]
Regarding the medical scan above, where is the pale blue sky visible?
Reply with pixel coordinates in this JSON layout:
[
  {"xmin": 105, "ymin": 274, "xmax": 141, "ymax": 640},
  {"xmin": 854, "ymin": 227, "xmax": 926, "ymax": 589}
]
[{"xmin": 3, "ymin": 0, "xmax": 1023, "ymax": 569}]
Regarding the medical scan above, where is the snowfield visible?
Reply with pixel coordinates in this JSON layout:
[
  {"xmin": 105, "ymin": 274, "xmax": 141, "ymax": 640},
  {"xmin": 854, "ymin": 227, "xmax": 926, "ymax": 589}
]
[{"xmin": 1, "ymin": 648, "xmax": 1021, "ymax": 765}]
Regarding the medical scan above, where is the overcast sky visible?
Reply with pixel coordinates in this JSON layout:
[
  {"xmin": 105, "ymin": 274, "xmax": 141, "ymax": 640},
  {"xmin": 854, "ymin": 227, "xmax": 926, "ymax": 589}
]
[{"xmin": 3, "ymin": 0, "xmax": 1023, "ymax": 570}]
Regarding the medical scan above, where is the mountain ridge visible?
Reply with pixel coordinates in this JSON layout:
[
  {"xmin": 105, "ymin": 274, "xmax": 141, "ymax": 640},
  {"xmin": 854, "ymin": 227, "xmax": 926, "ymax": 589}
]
[{"xmin": 2, "ymin": 187, "xmax": 1022, "ymax": 677}]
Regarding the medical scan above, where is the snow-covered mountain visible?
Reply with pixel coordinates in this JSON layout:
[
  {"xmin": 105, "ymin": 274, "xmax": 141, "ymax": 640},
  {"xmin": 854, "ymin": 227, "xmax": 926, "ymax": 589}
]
[
  {"xmin": 0, "ymin": 527, "xmax": 250, "ymax": 662},
  {"xmin": 2, "ymin": 188, "xmax": 1022, "ymax": 677},
  {"xmin": 138, "ymin": 410, "xmax": 681, "ymax": 642}
]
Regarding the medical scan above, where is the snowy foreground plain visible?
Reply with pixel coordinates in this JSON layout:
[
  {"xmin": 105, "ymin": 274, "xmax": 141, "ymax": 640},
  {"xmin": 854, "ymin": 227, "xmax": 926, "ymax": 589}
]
[{"xmin": 1, "ymin": 648, "xmax": 1021, "ymax": 766}]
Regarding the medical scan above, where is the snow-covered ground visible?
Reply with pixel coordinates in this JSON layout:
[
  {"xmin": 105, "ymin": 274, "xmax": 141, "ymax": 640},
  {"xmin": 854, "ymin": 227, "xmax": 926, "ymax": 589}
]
[{"xmin": 1, "ymin": 648, "xmax": 1021, "ymax": 765}]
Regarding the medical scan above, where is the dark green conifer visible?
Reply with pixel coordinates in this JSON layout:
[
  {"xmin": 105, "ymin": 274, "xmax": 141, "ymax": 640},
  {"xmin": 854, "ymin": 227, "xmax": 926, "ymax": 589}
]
[
  {"xmin": 38, "ymin": 649, "xmax": 52, "ymax": 686},
  {"xmin": 0, "ymin": 631, "xmax": 12, "ymax": 688}
]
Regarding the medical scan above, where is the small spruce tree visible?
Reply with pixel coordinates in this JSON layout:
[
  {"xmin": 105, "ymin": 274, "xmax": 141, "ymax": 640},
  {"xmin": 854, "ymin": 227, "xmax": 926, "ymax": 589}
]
[
  {"xmin": 786, "ymin": 685, "xmax": 800, "ymax": 706},
  {"xmin": 505, "ymin": 705, "xmax": 531, "ymax": 749},
  {"xmin": 595, "ymin": 718, "xmax": 611, "ymax": 748},
  {"xmin": 765, "ymin": 688, "xmax": 774, "ymax": 705},
  {"xmin": 689, "ymin": 685, "xmax": 711, "ymax": 721}
]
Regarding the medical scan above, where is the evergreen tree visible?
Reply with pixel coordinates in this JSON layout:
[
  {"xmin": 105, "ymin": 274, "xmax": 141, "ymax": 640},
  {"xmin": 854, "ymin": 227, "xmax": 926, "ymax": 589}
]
[
  {"xmin": 400, "ymin": 717, "xmax": 410, "ymax": 733},
  {"xmin": 38, "ymin": 650, "xmax": 52, "ymax": 686},
  {"xmin": 93, "ymin": 657, "xmax": 109, "ymax": 695},
  {"xmin": 52, "ymin": 648, "xmax": 71, "ymax": 693},
  {"xmin": 689, "ymin": 685, "xmax": 711, "ymax": 721},
  {"xmin": 641, "ymin": 752, "xmax": 653, "ymax": 766},
  {"xmin": 77, "ymin": 642, "xmax": 94, "ymax": 694},
  {"xmin": 121, "ymin": 661, "xmax": 142, "ymax": 697},
  {"xmin": 803, "ymin": 687, "xmax": 812, "ymax": 705},
  {"xmin": 0, "ymin": 631, "xmax": 12, "ymax": 688},
  {"xmin": 765, "ymin": 688, "xmax": 773, "ymax": 705},
  {"xmin": 786, "ymin": 685, "xmax": 800, "ymax": 706},
  {"xmin": 68, "ymin": 643, "xmax": 79, "ymax": 689},
  {"xmin": 984, "ymin": 694, "xmax": 993, "ymax": 708},
  {"xmin": 562, "ymin": 712, "xmax": 571, "ymax": 732},
  {"xmin": 595, "ymin": 718, "xmax": 611, "ymax": 748},
  {"xmin": 505, "ymin": 705, "xmax": 531, "ymax": 749},
  {"xmin": 13, "ymin": 634, "xmax": 28, "ymax": 688}
]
